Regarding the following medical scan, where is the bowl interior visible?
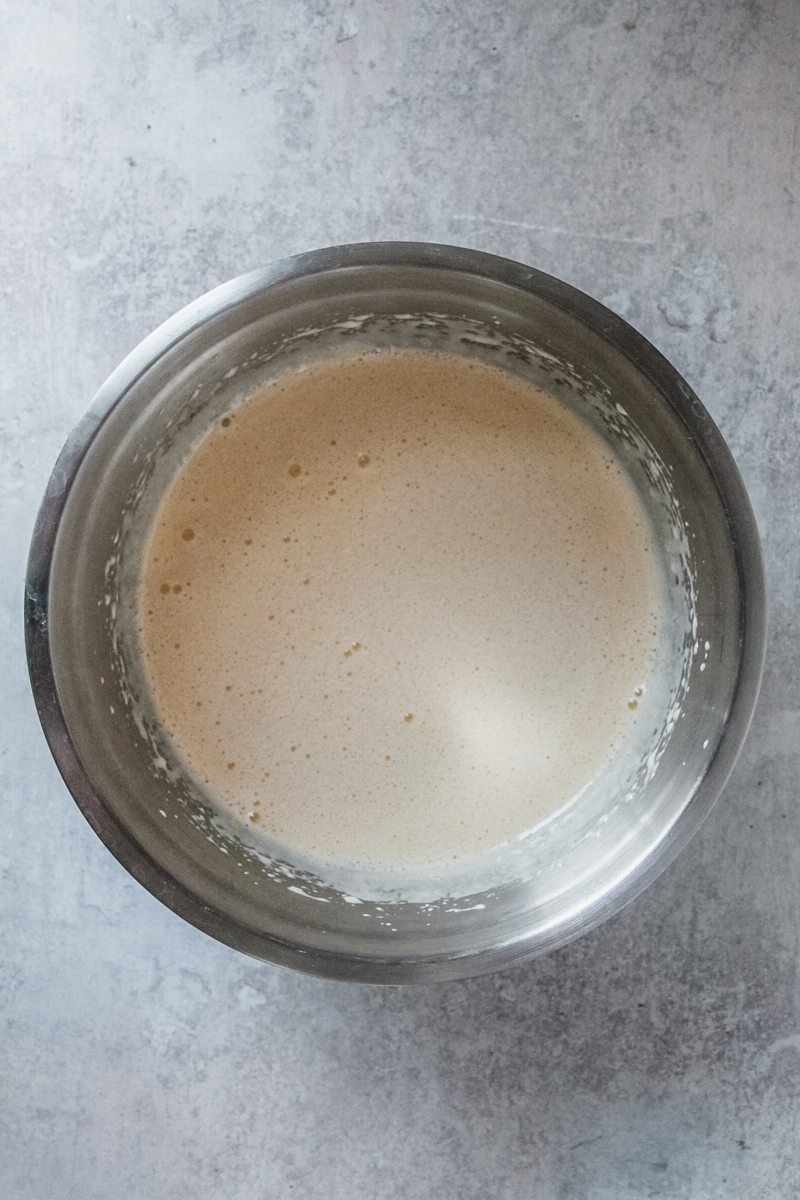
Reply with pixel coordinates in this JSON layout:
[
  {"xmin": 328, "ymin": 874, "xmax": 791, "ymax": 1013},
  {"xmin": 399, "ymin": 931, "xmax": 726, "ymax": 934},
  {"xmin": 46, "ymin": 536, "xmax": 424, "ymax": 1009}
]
[{"xmin": 35, "ymin": 250, "xmax": 756, "ymax": 980}]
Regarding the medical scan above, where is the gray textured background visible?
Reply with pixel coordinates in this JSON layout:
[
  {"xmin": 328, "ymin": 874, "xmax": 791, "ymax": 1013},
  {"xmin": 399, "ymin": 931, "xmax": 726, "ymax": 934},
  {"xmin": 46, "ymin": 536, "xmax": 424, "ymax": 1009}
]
[{"xmin": 2, "ymin": 2, "xmax": 798, "ymax": 1197}]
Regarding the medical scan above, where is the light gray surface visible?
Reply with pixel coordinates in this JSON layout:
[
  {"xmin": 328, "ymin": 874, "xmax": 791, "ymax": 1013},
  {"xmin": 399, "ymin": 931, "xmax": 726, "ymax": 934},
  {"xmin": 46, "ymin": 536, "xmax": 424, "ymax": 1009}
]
[{"xmin": 1, "ymin": 1, "xmax": 798, "ymax": 1196}]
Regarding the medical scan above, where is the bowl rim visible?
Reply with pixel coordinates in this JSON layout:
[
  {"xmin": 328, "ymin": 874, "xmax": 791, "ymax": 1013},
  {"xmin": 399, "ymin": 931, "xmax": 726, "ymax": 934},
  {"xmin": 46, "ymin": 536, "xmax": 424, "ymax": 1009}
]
[{"xmin": 24, "ymin": 241, "xmax": 767, "ymax": 982}]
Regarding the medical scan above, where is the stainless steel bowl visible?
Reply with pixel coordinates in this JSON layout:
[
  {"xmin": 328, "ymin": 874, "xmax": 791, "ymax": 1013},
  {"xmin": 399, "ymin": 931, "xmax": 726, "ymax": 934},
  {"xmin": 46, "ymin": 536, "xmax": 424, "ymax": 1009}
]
[{"xmin": 25, "ymin": 243, "xmax": 766, "ymax": 982}]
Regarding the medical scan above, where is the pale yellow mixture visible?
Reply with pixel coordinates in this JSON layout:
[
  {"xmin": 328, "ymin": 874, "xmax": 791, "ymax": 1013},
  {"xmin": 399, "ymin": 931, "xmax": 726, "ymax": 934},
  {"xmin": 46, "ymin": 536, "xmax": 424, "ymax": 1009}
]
[{"xmin": 139, "ymin": 350, "xmax": 663, "ymax": 872}]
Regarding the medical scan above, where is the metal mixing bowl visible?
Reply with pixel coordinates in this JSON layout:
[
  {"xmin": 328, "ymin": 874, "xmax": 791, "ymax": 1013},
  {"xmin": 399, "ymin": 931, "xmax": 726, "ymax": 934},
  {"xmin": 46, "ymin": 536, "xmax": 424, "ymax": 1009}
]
[{"xmin": 25, "ymin": 243, "xmax": 766, "ymax": 982}]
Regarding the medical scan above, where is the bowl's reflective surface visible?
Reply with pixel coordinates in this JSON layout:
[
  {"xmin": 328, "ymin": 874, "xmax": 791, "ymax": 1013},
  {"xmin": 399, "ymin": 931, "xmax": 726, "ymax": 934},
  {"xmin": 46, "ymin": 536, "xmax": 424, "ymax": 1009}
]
[{"xmin": 25, "ymin": 243, "xmax": 765, "ymax": 981}]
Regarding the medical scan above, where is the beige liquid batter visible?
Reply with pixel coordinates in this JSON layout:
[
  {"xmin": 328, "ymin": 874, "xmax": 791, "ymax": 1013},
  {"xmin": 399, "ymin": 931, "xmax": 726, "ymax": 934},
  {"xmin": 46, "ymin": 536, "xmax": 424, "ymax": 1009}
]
[{"xmin": 139, "ymin": 350, "xmax": 663, "ymax": 874}]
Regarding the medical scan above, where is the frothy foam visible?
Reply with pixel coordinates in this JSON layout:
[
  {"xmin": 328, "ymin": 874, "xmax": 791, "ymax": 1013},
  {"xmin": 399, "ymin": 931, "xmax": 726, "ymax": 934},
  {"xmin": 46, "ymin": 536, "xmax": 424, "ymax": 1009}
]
[{"xmin": 138, "ymin": 350, "xmax": 663, "ymax": 875}]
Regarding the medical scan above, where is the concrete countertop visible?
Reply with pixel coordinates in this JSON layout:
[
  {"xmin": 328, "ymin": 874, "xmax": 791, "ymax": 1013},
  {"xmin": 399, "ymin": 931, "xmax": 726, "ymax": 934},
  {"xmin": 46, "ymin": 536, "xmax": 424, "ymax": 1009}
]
[{"xmin": 2, "ymin": 3, "xmax": 798, "ymax": 1197}]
